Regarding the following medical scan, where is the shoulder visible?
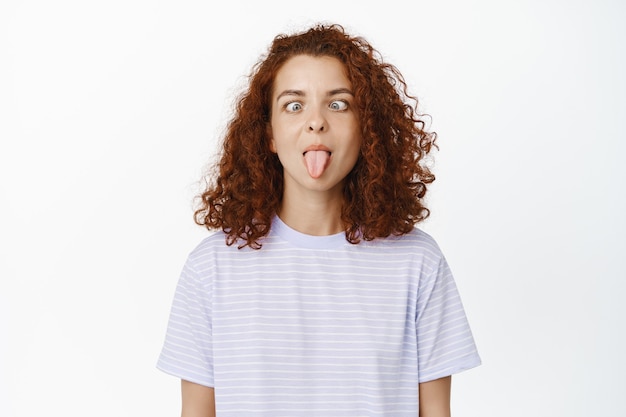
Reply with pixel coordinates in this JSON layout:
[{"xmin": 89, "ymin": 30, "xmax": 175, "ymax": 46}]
[
  {"xmin": 184, "ymin": 229, "xmax": 266, "ymax": 270},
  {"xmin": 189, "ymin": 230, "xmax": 229, "ymax": 257},
  {"xmin": 399, "ymin": 227, "xmax": 442, "ymax": 251},
  {"xmin": 353, "ymin": 227, "xmax": 446, "ymax": 275},
  {"xmin": 181, "ymin": 231, "xmax": 231, "ymax": 276},
  {"xmin": 367, "ymin": 227, "xmax": 445, "ymax": 258}
]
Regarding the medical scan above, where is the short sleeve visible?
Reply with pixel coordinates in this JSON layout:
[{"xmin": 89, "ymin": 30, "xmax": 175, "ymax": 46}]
[
  {"xmin": 156, "ymin": 257, "xmax": 214, "ymax": 387},
  {"xmin": 415, "ymin": 255, "xmax": 481, "ymax": 383}
]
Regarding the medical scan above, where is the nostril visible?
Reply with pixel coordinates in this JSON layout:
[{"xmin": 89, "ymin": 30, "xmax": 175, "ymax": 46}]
[{"xmin": 307, "ymin": 122, "xmax": 326, "ymax": 132}]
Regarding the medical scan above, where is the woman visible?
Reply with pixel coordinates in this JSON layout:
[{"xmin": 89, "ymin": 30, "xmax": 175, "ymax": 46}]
[{"xmin": 158, "ymin": 23, "xmax": 480, "ymax": 416}]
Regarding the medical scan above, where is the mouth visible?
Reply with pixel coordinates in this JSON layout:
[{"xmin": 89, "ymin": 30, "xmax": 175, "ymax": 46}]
[
  {"xmin": 303, "ymin": 144, "xmax": 332, "ymax": 155},
  {"xmin": 302, "ymin": 150, "xmax": 332, "ymax": 157},
  {"xmin": 302, "ymin": 148, "xmax": 332, "ymax": 179}
]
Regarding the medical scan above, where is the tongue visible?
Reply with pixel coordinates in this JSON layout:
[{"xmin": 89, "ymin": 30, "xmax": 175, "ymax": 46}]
[{"xmin": 304, "ymin": 150, "xmax": 330, "ymax": 179}]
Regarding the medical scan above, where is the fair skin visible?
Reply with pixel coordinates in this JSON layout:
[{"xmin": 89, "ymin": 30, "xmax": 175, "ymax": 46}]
[
  {"xmin": 180, "ymin": 54, "xmax": 452, "ymax": 416},
  {"xmin": 181, "ymin": 381, "xmax": 214, "ymax": 417},
  {"xmin": 420, "ymin": 376, "xmax": 452, "ymax": 417},
  {"xmin": 268, "ymin": 54, "xmax": 362, "ymax": 235}
]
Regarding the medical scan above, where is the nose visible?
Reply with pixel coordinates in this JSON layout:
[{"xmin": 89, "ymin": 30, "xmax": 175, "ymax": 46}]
[{"xmin": 307, "ymin": 109, "xmax": 326, "ymax": 132}]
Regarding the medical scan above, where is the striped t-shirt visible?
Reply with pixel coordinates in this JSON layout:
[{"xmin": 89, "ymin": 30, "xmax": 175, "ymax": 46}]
[{"xmin": 157, "ymin": 216, "xmax": 480, "ymax": 416}]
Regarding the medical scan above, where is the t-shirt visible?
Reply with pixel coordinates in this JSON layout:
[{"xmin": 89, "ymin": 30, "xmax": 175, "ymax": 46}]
[{"xmin": 157, "ymin": 216, "xmax": 481, "ymax": 416}]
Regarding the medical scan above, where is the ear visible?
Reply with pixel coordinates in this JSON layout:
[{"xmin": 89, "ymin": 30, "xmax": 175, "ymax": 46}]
[{"xmin": 267, "ymin": 123, "xmax": 276, "ymax": 153}]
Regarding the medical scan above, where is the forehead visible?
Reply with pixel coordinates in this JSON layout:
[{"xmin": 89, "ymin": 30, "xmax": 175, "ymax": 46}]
[{"xmin": 272, "ymin": 55, "xmax": 351, "ymax": 94}]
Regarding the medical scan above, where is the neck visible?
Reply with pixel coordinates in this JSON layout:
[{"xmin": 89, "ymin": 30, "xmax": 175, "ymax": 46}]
[{"xmin": 278, "ymin": 188, "xmax": 345, "ymax": 236}]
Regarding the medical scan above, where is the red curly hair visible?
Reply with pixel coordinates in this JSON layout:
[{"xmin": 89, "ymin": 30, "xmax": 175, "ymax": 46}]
[{"xmin": 195, "ymin": 23, "xmax": 437, "ymax": 248}]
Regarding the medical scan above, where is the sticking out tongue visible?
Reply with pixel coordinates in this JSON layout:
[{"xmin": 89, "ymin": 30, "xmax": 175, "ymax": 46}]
[{"xmin": 304, "ymin": 150, "xmax": 331, "ymax": 179}]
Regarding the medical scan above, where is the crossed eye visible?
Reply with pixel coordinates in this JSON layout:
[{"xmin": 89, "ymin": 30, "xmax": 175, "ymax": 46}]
[
  {"xmin": 329, "ymin": 100, "xmax": 348, "ymax": 111},
  {"xmin": 285, "ymin": 100, "xmax": 348, "ymax": 112},
  {"xmin": 285, "ymin": 102, "xmax": 303, "ymax": 112}
]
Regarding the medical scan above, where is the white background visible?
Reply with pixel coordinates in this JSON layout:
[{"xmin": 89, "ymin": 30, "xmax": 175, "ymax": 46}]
[{"xmin": 1, "ymin": 0, "xmax": 624, "ymax": 416}]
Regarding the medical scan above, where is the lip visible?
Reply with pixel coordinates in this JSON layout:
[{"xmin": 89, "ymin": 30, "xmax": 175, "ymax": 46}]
[{"xmin": 303, "ymin": 144, "xmax": 332, "ymax": 155}]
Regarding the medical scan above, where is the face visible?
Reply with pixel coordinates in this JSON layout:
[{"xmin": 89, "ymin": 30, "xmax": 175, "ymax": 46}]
[{"xmin": 269, "ymin": 55, "xmax": 362, "ymax": 198}]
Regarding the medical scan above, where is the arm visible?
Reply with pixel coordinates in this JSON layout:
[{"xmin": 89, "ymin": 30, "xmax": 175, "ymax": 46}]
[
  {"xmin": 419, "ymin": 376, "xmax": 451, "ymax": 417},
  {"xmin": 181, "ymin": 380, "xmax": 216, "ymax": 417}
]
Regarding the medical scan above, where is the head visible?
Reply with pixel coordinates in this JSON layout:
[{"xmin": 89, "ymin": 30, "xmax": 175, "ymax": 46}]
[{"xmin": 196, "ymin": 23, "xmax": 437, "ymax": 248}]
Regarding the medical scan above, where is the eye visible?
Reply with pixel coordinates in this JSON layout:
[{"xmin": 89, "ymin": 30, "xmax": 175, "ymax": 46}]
[
  {"xmin": 285, "ymin": 101, "xmax": 303, "ymax": 112},
  {"xmin": 329, "ymin": 100, "xmax": 348, "ymax": 111}
]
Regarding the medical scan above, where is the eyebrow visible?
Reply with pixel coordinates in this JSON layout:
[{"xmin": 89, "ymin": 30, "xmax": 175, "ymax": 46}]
[{"xmin": 275, "ymin": 88, "xmax": 354, "ymax": 102}]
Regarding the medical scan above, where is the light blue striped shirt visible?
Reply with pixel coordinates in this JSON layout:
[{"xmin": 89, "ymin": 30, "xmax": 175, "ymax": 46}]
[{"xmin": 157, "ymin": 216, "xmax": 480, "ymax": 416}]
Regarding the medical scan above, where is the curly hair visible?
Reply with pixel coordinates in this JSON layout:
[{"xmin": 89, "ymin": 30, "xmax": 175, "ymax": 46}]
[{"xmin": 194, "ymin": 23, "xmax": 437, "ymax": 248}]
